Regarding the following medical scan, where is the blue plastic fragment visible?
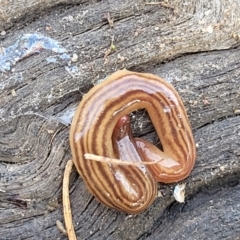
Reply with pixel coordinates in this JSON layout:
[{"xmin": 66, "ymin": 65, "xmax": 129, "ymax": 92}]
[{"xmin": 0, "ymin": 33, "xmax": 68, "ymax": 72}]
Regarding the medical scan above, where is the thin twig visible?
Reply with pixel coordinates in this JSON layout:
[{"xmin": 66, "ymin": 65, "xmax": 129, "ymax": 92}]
[
  {"xmin": 63, "ymin": 160, "xmax": 77, "ymax": 240},
  {"xmin": 84, "ymin": 153, "xmax": 163, "ymax": 165}
]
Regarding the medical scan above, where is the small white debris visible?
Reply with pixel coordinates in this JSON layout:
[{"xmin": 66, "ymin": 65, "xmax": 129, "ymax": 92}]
[
  {"xmin": 234, "ymin": 109, "xmax": 240, "ymax": 114},
  {"xmin": 206, "ymin": 25, "xmax": 213, "ymax": 33},
  {"xmin": 125, "ymin": 215, "xmax": 133, "ymax": 220},
  {"xmin": 173, "ymin": 183, "xmax": 186, "ymax": 203},
  {"xmin": 11, "ymin": 89, "xmax": 17, "ymax": 96},
  {"xmin": 219, "ymin": 165, "xmax": 225, "ymax": 171},
  {"xmin": 157, "ymin": 190, "xmax": 163, "ymax": 197},
  {"xmin": 71, "ymin": 53, "xmax": 78, "ymax": 62},
  {"xmin": 46, "ymin": 129, "xmax": 54, "ymax": 134}
]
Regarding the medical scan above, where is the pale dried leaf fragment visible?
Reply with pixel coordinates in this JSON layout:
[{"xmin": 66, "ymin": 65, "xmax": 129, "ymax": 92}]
[
  {"xmin": 56, "ymin": 220, "xmax": 67, "ymax": 236},
  {"xmin": 173, "ymin": 183, "xmax": 186, "ymax": 203}
]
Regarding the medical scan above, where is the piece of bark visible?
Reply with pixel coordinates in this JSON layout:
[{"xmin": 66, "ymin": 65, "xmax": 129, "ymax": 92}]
[{"xmin": 0, "ymin": 0, "xmax": 240, "ymax": 239}]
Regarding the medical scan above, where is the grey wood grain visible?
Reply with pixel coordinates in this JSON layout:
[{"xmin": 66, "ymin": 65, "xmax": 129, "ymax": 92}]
[{"xmin": 0, "ymin": 0, "xmax": 239, "ymax": 239}]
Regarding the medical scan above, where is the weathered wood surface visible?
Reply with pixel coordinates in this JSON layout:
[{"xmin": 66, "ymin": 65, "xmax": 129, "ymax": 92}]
[{"xmin": 0, "ymin": 0, "xmax": 240, "ymax": 239}]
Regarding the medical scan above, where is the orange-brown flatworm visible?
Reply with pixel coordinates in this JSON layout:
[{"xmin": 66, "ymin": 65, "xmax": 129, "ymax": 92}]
[{"xmin": 70, "ymin": 70, "xmax": 196, "ymax": 214}]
